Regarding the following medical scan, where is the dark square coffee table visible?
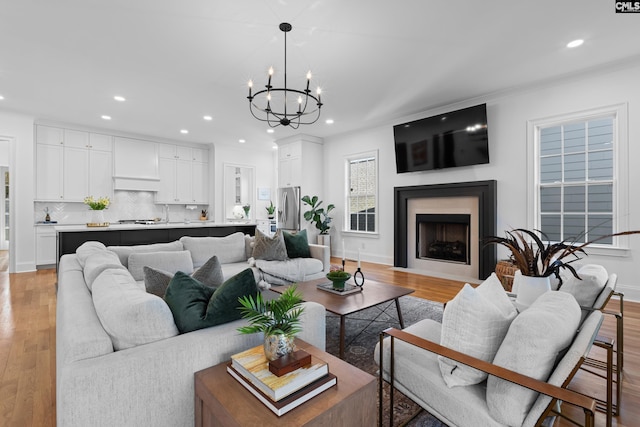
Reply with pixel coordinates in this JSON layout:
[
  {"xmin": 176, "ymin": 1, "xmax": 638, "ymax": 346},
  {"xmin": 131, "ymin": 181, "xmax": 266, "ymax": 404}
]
[{"xmin": 271, "ymin": 278, "xmax": 414, "ymax": 358}]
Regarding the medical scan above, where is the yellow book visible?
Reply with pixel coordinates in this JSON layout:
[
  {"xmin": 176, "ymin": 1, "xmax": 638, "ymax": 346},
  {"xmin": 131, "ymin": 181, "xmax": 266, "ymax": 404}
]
[{"xmin": 230, "ymin": 345, "xmax": 329, "ymax": 401}]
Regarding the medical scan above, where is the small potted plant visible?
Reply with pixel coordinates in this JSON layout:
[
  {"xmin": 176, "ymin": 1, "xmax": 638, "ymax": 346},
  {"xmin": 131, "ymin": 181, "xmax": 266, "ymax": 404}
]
[
  {"xmin": 326, "ymin": 269, "xmax": 351, "ymax": 291},
  {"xmin": 237, "ymin": 286, "xmax": 305, "ymax": 361},
  {"xmin": 200, "ymin": 209, "xmax": 208, "ymax": 221},
  {"xmin": 266, "ymin": 201, "xmax": 276, "ymax": 219},
  {"xmin": 242, "ymin": 203, "xmax": 251, "ymax": 219},
  {"xmin": 301, "ymin": 195, "xmax": 335, "ymax": 246}
]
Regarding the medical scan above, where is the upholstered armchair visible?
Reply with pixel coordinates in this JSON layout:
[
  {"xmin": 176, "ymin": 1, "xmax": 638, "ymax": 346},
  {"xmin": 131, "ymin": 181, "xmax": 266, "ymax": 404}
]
[{"xmin": 375, "ymin": 281, "xmax": 604, "ymax": 427}]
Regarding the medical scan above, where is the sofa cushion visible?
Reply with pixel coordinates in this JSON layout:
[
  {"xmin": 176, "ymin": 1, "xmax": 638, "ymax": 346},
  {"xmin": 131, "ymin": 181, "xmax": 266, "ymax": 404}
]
[
  {"xmin": 143, "ymin": 255, "xmax": 225, "ymax": 297},
  {"xmin": 252, "ymin": 228, "xmax": 288, "ymax": 261},
  {"xmin": 91, "ymin": 268, "xmax": 179, "ymax": 350},
  {"xmin": 76, "ymin": 241, "xmax": 108, "ymax": 268},
  {"xmin": 181, "ymin": 232, "xmax": 246, "ymax": 267},
  {"xmin": 108, "ymin": 240, "xmax": 184, "ymax": 267},
  {"xmin": 559, "ymin": 264, "xmax": 608, "ymax": 308},
  {"xmin": 127, "ymin": 250, "xmax": 194, "ymax": 281},
  {"xmin": 283, "ymin": 229, "xmax": 311, "ymax": 258},
  {"xmin": 486, "ymin": 291, "xmax": 581, "ymax": 426},
  {"xmin": 83, "ymin": 250, "xmax": 127, "ymax": 291},
  {"xmin": 164, "ymin": 268, "xmax": 259, "ymax": 333},
  {"xmin": 438, "ymin": 273, "xmax": 517, "ymax": 387}
]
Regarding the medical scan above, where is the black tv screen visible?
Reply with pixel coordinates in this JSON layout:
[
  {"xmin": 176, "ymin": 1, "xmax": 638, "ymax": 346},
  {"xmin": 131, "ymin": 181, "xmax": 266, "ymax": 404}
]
[{"xmin": 393, "ymin": 104, "xmax": 489, "ymax": 173}]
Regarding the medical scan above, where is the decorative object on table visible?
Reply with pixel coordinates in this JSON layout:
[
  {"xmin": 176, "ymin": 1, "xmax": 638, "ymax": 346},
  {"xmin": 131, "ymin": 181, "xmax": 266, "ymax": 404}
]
[
  {"xmin": 228, "ymin": 343, "xmax": 335, "ymax": 416},
  {"xmin": 232, "ymin": 204, "xmax": 245, "ymax": 219},
  {"xmin": 246, "ymin": 22, "xmax": 323, "ymax": 129},
  {"xmin": 237, "ymin": 285, "xmax": 305, "ymax": 361},
  {"xmin": 495, "ymin": 259, "xmax": 518, "ymax": 291},
  {"xmin": 243, "ymin": 203, "xmax": 251, "ymax": 219},
  {"xmin": 325, "ymin": 269, "xmax": 352, "ymax": 292},
  {"xmin": 316, "ymin": 281, "xmax": 362, "ymax": 296},
  {"xmin": 353, "ymin": 248, "xmax": 365, "ymax": 287},
  {"xmin": 266, "ymin": 200, "xmax": 276, "ymax": 219},
  {"xmin": 301, "ymin": 195, "xmax": 335, "ymax": 245},
  {"xmin": 84, "ymin": 195, "xmax": 110, "ymax": 227},
  {"xmin": 485, "ymin": 228, "xmax": 640, "ymax": 307},
  {"xmin": 200, "ymin": 209, "xmax": 208, "ymax": 221}
]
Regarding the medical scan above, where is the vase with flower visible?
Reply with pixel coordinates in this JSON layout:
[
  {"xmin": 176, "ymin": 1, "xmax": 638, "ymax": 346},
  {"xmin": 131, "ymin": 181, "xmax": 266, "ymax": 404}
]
[{"xmin": 84, "ymin": 196, "xmax": 110, "ymax": 227}]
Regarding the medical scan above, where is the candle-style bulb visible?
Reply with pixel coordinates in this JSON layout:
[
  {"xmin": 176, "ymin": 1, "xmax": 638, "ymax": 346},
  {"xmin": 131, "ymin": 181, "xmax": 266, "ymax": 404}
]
[
  {"xmin": 268, "ymin": 67, "xmax": 274, "ymax": 76},
  {"xmin": 306, "ymin": 71, "xmax": 312, "ymax": 80}
]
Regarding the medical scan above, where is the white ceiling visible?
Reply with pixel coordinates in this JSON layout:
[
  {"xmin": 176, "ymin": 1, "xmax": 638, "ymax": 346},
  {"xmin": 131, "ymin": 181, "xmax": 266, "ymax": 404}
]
[{"xmin": 1, "ymin": 0, "xmax": 640, "ymax": 151}]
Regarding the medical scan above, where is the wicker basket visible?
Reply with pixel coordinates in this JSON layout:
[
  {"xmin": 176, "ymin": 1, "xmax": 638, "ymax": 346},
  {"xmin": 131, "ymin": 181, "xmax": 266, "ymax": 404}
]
[{"xmin": 495, "ymin": 260, "xmax": 518, "ymax": 291}]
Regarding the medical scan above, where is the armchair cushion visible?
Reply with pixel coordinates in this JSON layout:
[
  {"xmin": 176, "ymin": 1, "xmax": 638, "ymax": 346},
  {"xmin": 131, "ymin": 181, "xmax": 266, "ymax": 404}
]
[
  {"xmin": 487, "ymin": 290, "xmax": 581, "ymax": 426},
  {"xmin": 559, "ymin": 264, "xmax": 608, "ymax": 308},
  {"xmin": 438, "ymin": 273, "xmax": 517, "ymax": 387}
]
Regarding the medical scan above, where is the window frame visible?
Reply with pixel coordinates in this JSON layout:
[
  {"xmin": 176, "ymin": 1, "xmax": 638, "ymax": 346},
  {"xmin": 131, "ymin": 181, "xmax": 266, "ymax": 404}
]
[
  {"xmin": 343, "ymin": 149, "xmax": 379, "ymax": 235},
  {"xmin": 526, "ymin": 103, "xmax": 630, "ymax": 256}
]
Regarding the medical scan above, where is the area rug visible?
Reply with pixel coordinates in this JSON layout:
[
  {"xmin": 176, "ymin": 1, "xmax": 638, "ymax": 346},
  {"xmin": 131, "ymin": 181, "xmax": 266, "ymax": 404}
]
[{"xmin": 324, "ymin": 295, "xmax": 447, "ymax": 427}]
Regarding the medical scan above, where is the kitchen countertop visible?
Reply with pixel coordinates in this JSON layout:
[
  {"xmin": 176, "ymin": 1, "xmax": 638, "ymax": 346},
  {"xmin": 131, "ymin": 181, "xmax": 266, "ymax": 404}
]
[{"xmin": 53, "ymin": 221, "xmax": 256, "ymax": 232}]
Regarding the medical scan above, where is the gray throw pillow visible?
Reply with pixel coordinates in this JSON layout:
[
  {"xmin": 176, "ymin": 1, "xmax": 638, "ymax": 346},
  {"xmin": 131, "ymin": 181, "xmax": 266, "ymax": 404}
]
[
  {"xmin": 252, "ymin": 228, "xmax": 288, "ymax": 261},
  {"xmin": 144, "ymin": 255, "xmax": 225, "ymax": 297}
]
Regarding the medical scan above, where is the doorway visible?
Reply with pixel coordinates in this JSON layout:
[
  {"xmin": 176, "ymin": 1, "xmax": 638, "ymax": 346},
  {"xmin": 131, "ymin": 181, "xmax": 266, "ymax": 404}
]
[{"xmin": 0, "ymin": 140, "xmax": 9, "ymax": 272}]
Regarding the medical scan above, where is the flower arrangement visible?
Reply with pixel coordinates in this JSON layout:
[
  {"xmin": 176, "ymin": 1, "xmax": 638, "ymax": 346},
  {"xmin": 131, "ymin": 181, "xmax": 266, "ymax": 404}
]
[
  {"xmin": 83, "ymin": 196, "xmax": 110, "ymax": 210},
  {"xmin": 242, "ymin": 203, "xmax": 251, "ymax": 218}
]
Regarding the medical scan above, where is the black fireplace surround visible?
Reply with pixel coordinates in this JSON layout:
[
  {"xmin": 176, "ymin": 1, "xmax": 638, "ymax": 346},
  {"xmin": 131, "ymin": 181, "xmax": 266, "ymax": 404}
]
[{"xmin": 394, "ymin": 180, "xmax": 497, "ymax": 280}]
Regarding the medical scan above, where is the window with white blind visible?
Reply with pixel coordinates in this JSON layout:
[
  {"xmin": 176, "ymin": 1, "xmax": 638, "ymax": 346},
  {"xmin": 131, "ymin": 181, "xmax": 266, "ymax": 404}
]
[
  {"xmin": 531, "ymin": 104, "xmax": 628, "ymax": 247},
  {"xmin": 345, "ymin": 151, "xmax": 377, "ymax": 233}
]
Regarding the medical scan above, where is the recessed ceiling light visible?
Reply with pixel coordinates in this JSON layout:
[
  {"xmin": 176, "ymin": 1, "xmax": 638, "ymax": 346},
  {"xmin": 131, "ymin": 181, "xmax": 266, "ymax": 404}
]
[
  {"xmin": 238, "ymin": 139, "xmax": 246, "ymax": 143},
  {"xmin": 325, "ymin": 119, "xmax": 334, "ymax": 125},
  {"xmin": 267, "ymin": 129, "xmax": 275, "ymax": 134},
  {"xmin": 203, "ymin": 115, "xmax": 212, "ymax": 121},
  {"xmin": 101, "ymin": 115, "xmax": 112, "ymax": 120},
  {"xmin": 272, "ymin": 145, "xmax": 278, "ymax": 150},
  {"xmin": 180, "ymin": 129, "xmax": 189, "ymax": 134},
  {"xmin": 567, "ymin": 39, "xmax": 584, "ymax": 48},
  {"xmin": 0, "ymin": 95, "xmax": 4, "ymax": 100},
  {"xmin": 114, "ymin": 95, "xmax": 126, "ymax": 102}
]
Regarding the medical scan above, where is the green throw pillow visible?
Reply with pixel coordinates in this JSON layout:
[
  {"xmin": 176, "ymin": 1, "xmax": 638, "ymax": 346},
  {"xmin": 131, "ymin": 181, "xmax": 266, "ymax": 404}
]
[
  {"xmin": 164, "ymin": 269, "xmax": 259, "ymax": 333},
  {"xmin": 144, "ymin": 255, "xmax": 225, "ymax": 298},
  {"xmin": 283, "ymin": 229, "xmax": 311, "ymax": 258}
]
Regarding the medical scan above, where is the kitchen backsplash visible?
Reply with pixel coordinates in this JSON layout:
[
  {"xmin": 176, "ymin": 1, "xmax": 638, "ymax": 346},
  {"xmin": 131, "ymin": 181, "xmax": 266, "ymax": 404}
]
[{"xmin": 34, "ymin": 191, "xmax": 208, "ymax": 224}]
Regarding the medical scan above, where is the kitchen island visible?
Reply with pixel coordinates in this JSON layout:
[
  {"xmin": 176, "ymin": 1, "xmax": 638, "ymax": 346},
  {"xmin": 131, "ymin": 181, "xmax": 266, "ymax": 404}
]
[{"xmin": 55, "ymin": 222, "xmax": 256, "ymax": 262}]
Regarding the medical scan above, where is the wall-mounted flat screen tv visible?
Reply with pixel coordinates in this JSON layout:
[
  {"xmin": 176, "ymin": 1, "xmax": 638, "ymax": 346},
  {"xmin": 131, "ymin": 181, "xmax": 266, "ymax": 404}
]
[{"xmin": 393, "ymin": 103, "xmax": 489, "ymax": 173}]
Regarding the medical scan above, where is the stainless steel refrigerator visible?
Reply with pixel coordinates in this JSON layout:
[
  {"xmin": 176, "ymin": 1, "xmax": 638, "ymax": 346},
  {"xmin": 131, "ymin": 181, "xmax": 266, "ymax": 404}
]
[{"xmin": 277, "ymin": 186, "xmax": 301, "ymax": 231}]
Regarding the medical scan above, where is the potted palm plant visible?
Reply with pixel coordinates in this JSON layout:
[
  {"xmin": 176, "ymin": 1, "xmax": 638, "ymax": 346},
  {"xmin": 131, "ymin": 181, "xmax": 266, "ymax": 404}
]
[
  {"xmin": 237, "ymin": 286, "xmax": 305, "ymax": 361},
  {"xmin": 301, "ymin": 195, "xmax": 335, "ymax": 246},
  {"xmin": 265, "ymin": 200, "xmax": 276, "ymax": 219}
]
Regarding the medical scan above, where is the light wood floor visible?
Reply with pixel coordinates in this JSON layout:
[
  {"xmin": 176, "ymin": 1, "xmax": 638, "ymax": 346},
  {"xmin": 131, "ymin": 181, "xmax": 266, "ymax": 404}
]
[{"xmin": 0, "ymin": 258, "xmax": 637, "ymax": 426}]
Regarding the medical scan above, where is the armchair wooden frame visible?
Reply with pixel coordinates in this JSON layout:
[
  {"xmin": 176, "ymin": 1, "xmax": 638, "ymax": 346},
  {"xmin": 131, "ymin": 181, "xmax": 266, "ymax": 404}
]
[{"xmin": 378, "ymin": 328, "xmax": 598, "ymax": 427}]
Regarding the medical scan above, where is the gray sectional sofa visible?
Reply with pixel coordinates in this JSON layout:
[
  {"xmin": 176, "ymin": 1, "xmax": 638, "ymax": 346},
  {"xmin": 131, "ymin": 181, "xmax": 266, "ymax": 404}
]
[{"xmin": 56, "ymin": 233, "xmax": 328, "ymax": 427}]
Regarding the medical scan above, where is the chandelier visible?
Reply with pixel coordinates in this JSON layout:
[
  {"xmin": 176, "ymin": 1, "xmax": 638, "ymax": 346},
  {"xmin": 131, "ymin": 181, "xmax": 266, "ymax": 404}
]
[{"xmin": 247, "ymin": 22, "xmax": 323, "ymax": 129}]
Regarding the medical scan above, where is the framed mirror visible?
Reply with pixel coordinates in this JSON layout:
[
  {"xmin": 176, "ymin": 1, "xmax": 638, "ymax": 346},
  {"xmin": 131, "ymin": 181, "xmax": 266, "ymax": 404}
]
[{"xmin": 223, "ymin": 163, "xmax": 255, "ymax": 221}]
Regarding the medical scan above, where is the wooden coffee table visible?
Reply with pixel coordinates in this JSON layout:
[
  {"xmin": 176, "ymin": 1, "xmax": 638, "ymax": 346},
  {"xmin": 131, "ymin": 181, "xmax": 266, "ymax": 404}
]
[
  {"xmin": 271, "ymin": 278, "xmax": 414, "ymax": 359},
  {"xmin": 194, "ymin": 339, "xmax": 376, "ymax": 426}
]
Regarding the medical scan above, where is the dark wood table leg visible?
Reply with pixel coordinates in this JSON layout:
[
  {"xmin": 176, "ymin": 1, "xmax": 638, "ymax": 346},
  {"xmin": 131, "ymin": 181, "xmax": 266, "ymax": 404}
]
[
  {"xmin": 340, "ymin": 315, "xmax": 346, "ymax": 359},
  {"xmin": 395, "ymin": 298, "xmax": 405, "ymax": 329}
]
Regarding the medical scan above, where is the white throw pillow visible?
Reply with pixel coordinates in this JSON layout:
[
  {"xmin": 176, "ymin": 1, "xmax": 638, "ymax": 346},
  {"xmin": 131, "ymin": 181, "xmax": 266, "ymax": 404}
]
[
  {"xmin": 91, "ymin": 268, "xmax": 179, "ymax": 350},
  {"xmin": 127, "ymin": 250, "xmax": 194, "ymax": 281},
  {"xmin": 559, "ymin": 264, "xmax": 609, "ymax": 308},
  {"xmin": 486, "ymin": 291, "xmax": 581, "ymax": 426},
  {"xmin": 438, "ymin": 273, "xmax": 517, "ymax": 387}
]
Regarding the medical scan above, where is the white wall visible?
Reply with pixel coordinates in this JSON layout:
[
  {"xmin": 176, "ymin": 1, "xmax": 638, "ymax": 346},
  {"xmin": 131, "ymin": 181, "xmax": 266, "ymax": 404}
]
[
  {"xmin": 212, "ymin": 144, "xmax": 277, "ymax": 223},
  {"xmin": 323, "ymin": 60, "xmax": 640, "ymax": 301},
  {"xmin": 0, "ymin": 110, "xmax": 36, "ymax": 272}
]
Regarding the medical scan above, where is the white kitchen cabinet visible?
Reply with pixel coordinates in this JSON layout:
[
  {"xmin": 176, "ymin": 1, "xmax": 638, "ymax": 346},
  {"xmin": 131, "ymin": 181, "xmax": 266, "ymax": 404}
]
[
  {"xmin": 156, "ymin": 144, "xmax": 208, "ymax": 204},
  {"xmin": 277, "ymin": 136, "xmax": 323, "ymax": 203},
  {"xmin": 35, "ymin": 125, "xmax": 113, "ymax": 201},
  {"xmin": 36, "ymin": 226, "xmax": 57, "ymax": 267}
]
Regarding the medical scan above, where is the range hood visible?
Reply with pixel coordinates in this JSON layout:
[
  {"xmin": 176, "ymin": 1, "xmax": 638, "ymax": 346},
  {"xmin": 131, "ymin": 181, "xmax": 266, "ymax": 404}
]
[{"xmin": 113, "ymin": 176, "xmax": 160, "ymax": 192}]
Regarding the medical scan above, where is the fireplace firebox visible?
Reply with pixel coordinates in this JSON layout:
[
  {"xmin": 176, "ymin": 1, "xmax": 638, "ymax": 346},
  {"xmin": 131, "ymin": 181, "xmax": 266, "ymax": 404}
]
[{"xmin": 416, "ymin": 214, "xmax": 470, "ymax": 264}]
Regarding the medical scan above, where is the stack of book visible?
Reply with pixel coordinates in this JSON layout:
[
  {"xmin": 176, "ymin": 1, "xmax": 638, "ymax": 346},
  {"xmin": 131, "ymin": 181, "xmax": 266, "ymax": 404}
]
[{"xmin": 227, "ymin": 345, "xmax": 337, "ymax": 416}]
